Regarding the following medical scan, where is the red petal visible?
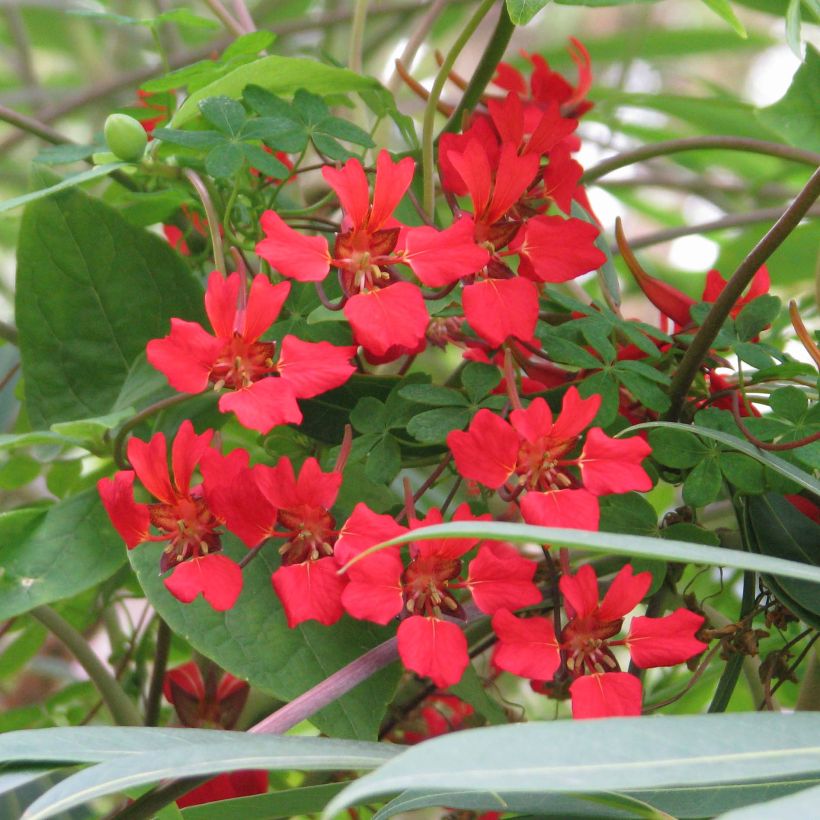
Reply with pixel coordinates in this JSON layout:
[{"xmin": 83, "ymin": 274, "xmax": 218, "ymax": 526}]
[
  {"xmin": 97, "ymin": 472, "xmax": 150, "ymax": 547},
  {"xmin": 163, "ymin": 661, "xmax": 204, "ymax": 704},
  {"xmin": 462, "ymin": 278, "xmax": 538, "ymax": 347},
  {"xmin": 629, "ymin": 264, "xmax": 694, "ymax": 327},
  {"xmin": 559, "ymin": 564, "xmax": 600, "ymax": 619},
  {"xmin": 509, "ymin": 397, "xmax": 554, "ymax": 445},
  {"xmin": 343, "ymin": 283, "xmax": 429, "ymax": 357},
  {"xmin": 272, "ymin": 558, "xmax": 346, "ymax": 628},
  {"xmin": 570, "ymin": 672, "xmax": 643, "ymax": 719},
  {"xmin": 597, "ymin": 564, "xmax": 651, "ymax": 622},
  {"xmin": 171, "ymin": 420, "xmax": 213, "ymax": 497},
  {"xmin": 520, "ymin": 488, "xmax": 600, "ymax": 531},
  {"xmin": 514, "ymin": 215, "xmax": 605, "ymax": 283},
  {"xmin": 486, "ymin": 143, "xmax": 539, "ymax": 224},
  {"xmin": 127, "ymin": 431, "xmax": 175, "ymax": 503},
  {"xmin": 242, "ymin": 277, "xmax": 290, "ymax": 341},
  {"xmin": 493, "ymin": 62, "xmax": 527, "ymax": 94},
  {"xmin": 218, "ymin": 378, "xmax": 301, "ymax": 433},
  {"xmin": 295, "ymin": 457, "xmax": 342, "ymax": 510},
  {"xmin": 404, "ymin": 218, "xmax": 488, "ymax": 287},
  {"xmin": 370, "ymin": 150, "xmax": 414, "ymax": 231},
  {"xmin": 549, "ymin": 385, "xmax": 600, "ymax": 443},
  {"xmin": 491, "ymin": 609, "xmax": 560, "ymax": 680},
  {"xmin": 447, "ymin": 409, "xmax": 519, "ymax": 489},
  {"xmin": 256, "ymin": 211, "xmax": 331, "ymax": 282},
  {"xmin": 204, "ymin": 271, "xmax": 239, "ymax": 339},
  {"xmin": 147, "ymin": 319, "xmax": 222, "ymax": 394},
  {"xmin": 276, "ymin": 336, "xmax": 355, "ymax": 398},
  {"xmin": 177, "ymin": 771, "xmax": 267, "ymax": 808},
  {"xmin": 447, "ymin": 139, "xmax": 493, "ymax": 217},
  {"xmin": 323, "ymin": 158, "xmax": 370, "ymax": 229},
  {"xmin": 627, "ymin": 609, "xmax": 707, "ymax": 668},
  {"xmin": 527, "ymin": 104, "xmax": 578, "ymax": 159},
  {"xmin": 580, "ymin": 428, "xmax": 653, "ymax": 495},
  {"xmin": 542, "ymin": 143, "xmax": 582, "ymax": 214},
  {"xmin": 466, "ymin": 543, "xmax": 540, "ymax": 614},
  {"xmin": 340, "ymin": 555, "xmax": 404, "ymax": 624},
  {"xmin": 335, "ymin": 503, "xmax": 409, "ymax": 565},
  {"xmin": 164, "ymin": 554, "xmax": 243, "ymax": 611},
  {"xmin": 205, "ymin": 461, "xmax": 275, "ymax": 548},
  {"xmin": 487, "ymin": 93, "xmax": 524, "ymax": 149},
  {"xmin": 397, "ymin": 616, "xmax": 469, "ymax": 688}
]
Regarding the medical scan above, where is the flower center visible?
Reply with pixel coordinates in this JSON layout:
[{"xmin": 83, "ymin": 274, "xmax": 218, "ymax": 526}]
[
  {"xmin": 277, "ymin": 505, "xmax": 336, "ymax": 564},
  {"xmin": 211, "ymin": 334, "xmax": 276, "ymax": 390},
  {"xmin": 401, "ymin": 555, "xmax": 464, "ymax": 620}
]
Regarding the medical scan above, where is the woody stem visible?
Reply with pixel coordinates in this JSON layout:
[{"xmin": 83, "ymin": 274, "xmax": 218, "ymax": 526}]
[
  {"xmin": 665, "ymin": 167, "xmax": 820, "ymax": 422},
  {"xmin": 182, "ymin": 168, "xmax": 227, "ymax": 276},
  {"xmin": 421, "ymin": 0, "xmax": 497, "ymax": 217}
]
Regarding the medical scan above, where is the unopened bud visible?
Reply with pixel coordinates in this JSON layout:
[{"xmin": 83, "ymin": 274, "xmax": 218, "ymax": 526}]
[{"xmin": 104, "ymin": 113, "xmax": 147, "ymax": 161}]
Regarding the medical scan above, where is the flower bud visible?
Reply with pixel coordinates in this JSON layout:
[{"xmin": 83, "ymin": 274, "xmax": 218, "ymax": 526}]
[{"xmin": 103, "ymin": 113, "xmax": 147, "ymax": 161}]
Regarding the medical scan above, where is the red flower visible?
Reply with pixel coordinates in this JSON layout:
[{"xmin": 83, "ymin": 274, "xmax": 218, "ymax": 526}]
[
  {"xmin": 392, "ymin": 693, "xmax": 476, "ymax": 744},
  {"xmin": 163, "ymin": 661, "xmax": 268, "ymax": 809},
  {"xmin": 147, "ymin": 270, "xmax": 355, "ymax": 433},
  {"xmin": 97, "ymin": 422, "xmax": 244, "ymax": 611},
  {"xmin": 447, "ymin": 387, "xmax": 652, "ymax": 530},
  {"xmin": 336, "ymin": 504, "xmax": 540, "ymax": 688},
  {"xmin": 255, "ymin": 150, "xmax": 488, "ymax": 358},
  {"xmin": 493, "ymin": 564, "xmax": 707, "ymax": 718}
]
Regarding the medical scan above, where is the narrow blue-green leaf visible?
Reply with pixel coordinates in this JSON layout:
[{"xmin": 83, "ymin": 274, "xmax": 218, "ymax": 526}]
[
  {"xmin": 786, "ymin": 0, "xmax": 803, "ymax": 57},
  {"xmin": 718, "ymin": 782, "xmax": 820, "ymax": 817},
  {"xmin": 624, "ymin": 421, "xmax": 820, "ymax": 495},
  {"xmin": 19, "ymin": 733, "xmax": 396, "ymax": 820},
  {"xmin": 698, "ymin": 0, "xmax": 748, "ymax": 36},
  {"xmin": 323, "ymin": 714, "xmax": 820, "ymax": 818},
  {"xmin": 370, "ymin": 521, "xmax": 820, "ymax": 585},
  {"xmin": 0, "ymin": 165, "xmax": 126, "ymax": 215}
]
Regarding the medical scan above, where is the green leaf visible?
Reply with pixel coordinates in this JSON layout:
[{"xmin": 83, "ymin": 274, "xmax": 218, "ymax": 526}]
[
  {"xmin": 324, "ymin": 714, "xmax": 820, "ymax": 818},
  {"xmin": 205, "ymin": 142, "xmax": 245, "ymax": 178},
  {"xmin": 769, "ymin": 386, "xmax": 808, "ymax": 422},
  {"xmin": 364, "ymin": 434, "xmax": 401, "ymax": 483},
  {"xmin": 151, "ymin": 128, "xmax": 224, "ymax": 149},
  {"xmin": 34, "ymin": 144, "xmax": 99, "ymax": 165},
  {"xmin": 351, "ymin": 396, "xmax": 387, "ymax": 434},
  {"xmin": 0, "ymin": 164, "xmax": 127, "ymax": 214},
  {"xmin": 735, "ymin": 295, "xmax": 781, "ymax": 341},
  {"xmin": 244, "ymin": 117, "xmax": 308, "ymax": 153},
  {"xmin": 506, "ymin": 0, "xmax": 551, "ymax": 24},
  {"xmin": 407, "ymin": 407, "xmax": 471, "ymax": 443},
  {"xmin": 745, "ymin": 493, "xmax": 820, "ymax": 628},
  {"xmin": 449, "ymin": 665, "xmax": 508, "ymax": 726},
  {"xmin": 599, "ymin": 492, "xmax": 658, "ymax": 537},
  {"xmin": 734, "ymin": 341, "xmax": 775, "ymax": 370},
  {"xmin": 130, "ymin": 540, "xmax": 400, "ymax": 739},
  {"xmin": 49, "ymin": 409, "xmax": 134, "ymax": 455},
  {"xmin": 648, "ymin": 427, "xmax": 707, "ymax": 468},
  {"xmin": 698, "ymin": 0, "xmax": 748, "ymax": 36},
  {"xmin": 240, "ymin": 144, "xmax": 289, "ymax": 178},
  {"xmin": 756, "ymin": 44, "xmax": 820, "ymax": 151},
  {"xmin": 628, "ymin": 422, "xmax": 820, "ymax": 496},
  {"xmin": 538, "ymin": 331, "xmax": 602, "ymax": 369},
  {"xmin": 719, "ymin": 782, "xmax": 820, "ymax": 818},
  {"xmin": 171, "ymin": 57, "xmax": 383, "ymax": 127},
  {"xmin": 719, "ymin": 452, "xmax": 766, "ymax": 494},
  {"xmin": 222, "ymin": 31, "xmax": 276, "ymax": 59},
  {"xmin": 615, "ymin": 369, "xmax": 670, "ymax": 413},
  {"xmin": 6, "ymin": 730, "xmax": 395, "ymax": 820},
  {"xmin": 319, "ymin": 117, "xmax": 375, "ymax": 147},
  {"xmin": 399, "ymin": 384, "xmax": 468, "ymax": 407},
  {"xmin": 15, "ymin": 184, "xmax": 204, "ymax": 428},
  {"xmin": 198, "ymin": 95, "xmax": 247, "ymax": 136},
  {"xmin": 578, "ymin": 372, "xmax": 620, "ymax": 425},
  {"xmin": 0, "ymin": 455, "xmax": 41, "ymax": 489},
  {"xmin": 461, "ymin": 362, "xmax": 502, "ymax": 404},
  {"xmin": 0, "ymin": 490, "xmax": 127, "ymax": 620},
  {"xmin": 181, "ymin": 782, "xmax": 347, "ymax": 820},
  {"xmin": 682, "ymin": 457, "xmax": 723, "ymax": 507},
  {"xmin": 785, "ymin": 0, "xmax": 803, "ymax": 57},
  {"xmin": 293, "ymin": 89, "xmax": 330, "ymax": 125}
]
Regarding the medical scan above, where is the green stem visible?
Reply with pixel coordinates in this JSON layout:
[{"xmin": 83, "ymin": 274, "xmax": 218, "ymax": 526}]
[
  {"xmin": 421, "ymin": 0, "xmax": 497, "ymax": 218},
  {"xmin": 31, "ymin": 606, "xmax": 142, "ymax": 726},
  {"xmin": 143, "ymin": 619, "xmax": 171, "ymax": 726},
  {"xmin": 665, "ymin": 167, "xmax": 820, "ymax": 421},
  {"xmin": 222, "ymin": 176, "xmax": 241, "ymax": 239},
  {"xmin": 348, "ymin": 0, "xmax": 369, "ymax": 74},
  {"xmin": 582, "ymin": 136, "xmax": 820, "ymax": 184},
  {"xmin": 182, "ymin": 168, "xmax": 227, "ymax": 276},
  {"xmin": 442, "ymin": 3, "xmax": 515, "ymax": 134},
  {"xmin": 795, "ymin": 642, "xmax": 820, "ymax": 711},
  {"xmin": 112, "ymin": 393, "xmax": 193, "ymax": 470}
]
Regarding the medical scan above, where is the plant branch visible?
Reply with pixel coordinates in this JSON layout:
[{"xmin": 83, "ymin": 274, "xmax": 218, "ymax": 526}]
[
  {"xmin": 790, "ymin": 300, "xmax": 820, "ymax": 369},
  {"xmin": 582, "ymin": 137, "xmax": 820, "ymax": 184},
  {"xmin": 0, "ymin": 102, "xmax": 72, "ymax": 145},
  {"xmin": 182, "ymin": 168, "xmax": 226, "ymax": 276},
  {"xmin": 0, "ymin": 319, "xmax": 18, "ymax": 345},
  {"xmin": 613, "ymin": 205, "xmax": 820, "ymax": 254},
  {"xmin": 348, "ymin": 0, "xmax": 369, "ymax": 74},
  {"xmin": 665, "ymin": 167, "xmax": 820, "ymax": 422},
  {"xmin": 422, "ymin": 0, "xmax": 497, "ymax": 217},
  {"xmin": 30, "ymin": 605, "xmax": 142, "ymax": 727},
  {"xmin": 144, "ymin": 619, "xmax": 171, "ymax": 726},
  {"xmin": 203, "ymin": 0, "xmax": 246, "ymax": 36},
  {"xmin": 386, "ymin": 0, "xmax": 450, "ymax": 94}
]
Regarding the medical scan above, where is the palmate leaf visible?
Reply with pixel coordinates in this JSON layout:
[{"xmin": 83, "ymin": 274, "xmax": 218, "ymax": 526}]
[{"xmin": 323, "ymin": 714, "xmax": 820, "ymax": 818}]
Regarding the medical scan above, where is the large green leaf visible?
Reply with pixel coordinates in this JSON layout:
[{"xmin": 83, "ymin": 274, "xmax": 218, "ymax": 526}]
[
  {"xmin": 3, "ymin": 730, "xmax": 396, "ymax": 820},
  {"xmin": 366, "ymin": 521, "xmax": 820, "ymax": 585},
  {"xmin": 129, "ymin": 539, "xmax": 400, "ymax": 740},
  {"xmin": 744, "ymin": 493, "xmax": 820, "ymax": 628},
  {"xmin": 757, "ymin": 45, "xmax": 820, "ymax": 152},
  {"xmin": 323, "ymin": 714, "xmax": 820, "ymax": 817},
  {"xmin": 719, "ymin": 782, "xmax": 820, "ymax": 818},
  {"xmin": 0, "ymin": 490, "xmax": 126, "ymax": 620},
  {"xmin": 171, "ymin": 56, "xmax": 383, "ymax": 127},
  {"xmin": 505, "ymin": 0, "xmax": 550, "ymax": 24},
  {"xmin": 15, "ymin": 185, "xmax": 204, "ymax": 428},
  {"xmin": 626, "ymin": 421, "xmax": 820, "ymax": 496}
]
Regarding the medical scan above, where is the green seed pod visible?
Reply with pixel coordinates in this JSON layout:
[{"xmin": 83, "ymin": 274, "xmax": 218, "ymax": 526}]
[{"xmin": 103, "ymin": 113, "xmax": 147, "ymax": 161}]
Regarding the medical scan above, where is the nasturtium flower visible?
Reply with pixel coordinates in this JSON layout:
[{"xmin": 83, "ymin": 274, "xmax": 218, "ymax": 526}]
[
  {"xmin": 336, "ymin": 504, "xmax": 541, "ymax": 688},
  {"xmin": 97, "ymin": 421, "xmax": 245, "ymax": 611},
  {"xmin": 147, "ymin": 270, "xmax": 355, "ymax": 433},
  {"xmin": 492, "ymin": 564, "xmax": 707, "ymax": 718}
]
